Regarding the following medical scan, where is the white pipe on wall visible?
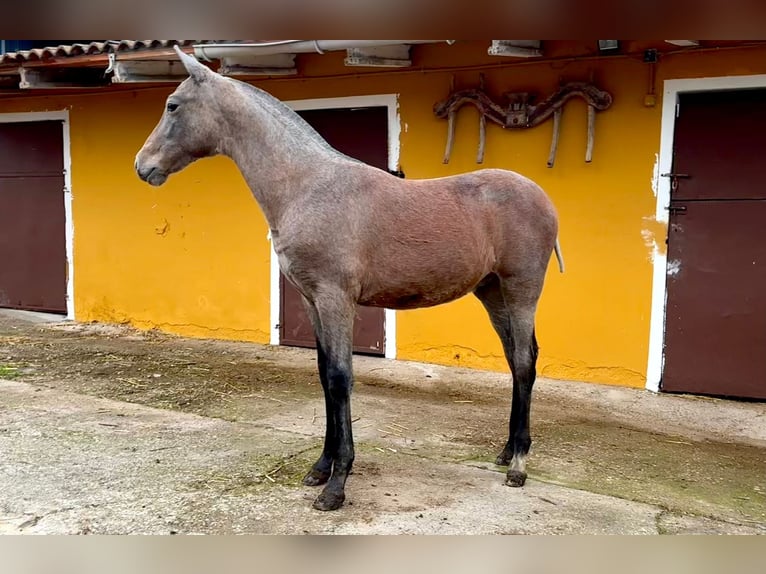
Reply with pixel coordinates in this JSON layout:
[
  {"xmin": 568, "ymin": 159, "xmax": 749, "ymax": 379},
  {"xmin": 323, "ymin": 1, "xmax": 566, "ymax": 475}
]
[{"xmin": 193, "ymin": 40, "xmax": 454, "ymax": 60}]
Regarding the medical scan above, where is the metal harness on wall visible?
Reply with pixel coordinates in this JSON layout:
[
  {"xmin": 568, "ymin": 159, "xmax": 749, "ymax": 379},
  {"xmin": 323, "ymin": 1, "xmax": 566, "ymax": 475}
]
[{"xmin": 434, "ymin": 80, "xmax": 613, "ymax": 166}]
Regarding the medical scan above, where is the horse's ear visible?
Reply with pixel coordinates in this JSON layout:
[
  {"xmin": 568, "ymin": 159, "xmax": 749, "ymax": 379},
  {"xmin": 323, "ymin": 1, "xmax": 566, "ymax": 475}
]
[{"xmin": 174, "ymin": 45, "xmax": 210, "ymax": 83}]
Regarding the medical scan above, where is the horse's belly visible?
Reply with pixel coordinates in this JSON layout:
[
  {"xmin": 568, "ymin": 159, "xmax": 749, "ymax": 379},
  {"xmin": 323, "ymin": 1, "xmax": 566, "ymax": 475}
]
[
  {"xmin": 361, "ymin": 291, "xmax": 468, "ymax": 310},
  {"xmin": 359, "ymin": 271, "xmax": 485, "ymax": 310}
]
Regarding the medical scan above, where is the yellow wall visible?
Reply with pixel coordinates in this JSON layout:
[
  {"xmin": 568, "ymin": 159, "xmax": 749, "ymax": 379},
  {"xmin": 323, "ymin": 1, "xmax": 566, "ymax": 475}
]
[
  {"xmin": 0, "ymin": 90, "xmax": 273, "ymax": 343},
  {"xmin": 3, "ymin": 42, "xmax": 766, "ymax": 387},
  {"xmin": 400, "ymin": 58, "xmax": 657, "ymax": 385}
]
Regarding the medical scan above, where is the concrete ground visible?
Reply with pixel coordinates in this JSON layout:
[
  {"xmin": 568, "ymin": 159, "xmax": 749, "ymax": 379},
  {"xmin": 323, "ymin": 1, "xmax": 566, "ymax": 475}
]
[{"xmin": 1, "ymin": 309, "xmax": 764, "ymax": 534}]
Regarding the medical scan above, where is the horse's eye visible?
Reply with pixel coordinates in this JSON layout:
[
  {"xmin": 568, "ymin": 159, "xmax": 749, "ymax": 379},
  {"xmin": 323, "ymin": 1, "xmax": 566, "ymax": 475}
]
[{"xmin": 167, "ymin": 102, "xmax": 179, "ymax": 112}]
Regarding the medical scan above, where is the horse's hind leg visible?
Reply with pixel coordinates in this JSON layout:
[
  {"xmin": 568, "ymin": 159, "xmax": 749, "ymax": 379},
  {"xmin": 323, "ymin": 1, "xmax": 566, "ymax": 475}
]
[
  {"xmin": 474, "ymin": 274, "xmax": 516, "ymax": 468},
  {"xmin": 474, "ymin": 273, "xmax": 541, "ymax": 487},
  {"xmin": 502, "ymin": 302, "xmax": 538, "ymax": 487}
]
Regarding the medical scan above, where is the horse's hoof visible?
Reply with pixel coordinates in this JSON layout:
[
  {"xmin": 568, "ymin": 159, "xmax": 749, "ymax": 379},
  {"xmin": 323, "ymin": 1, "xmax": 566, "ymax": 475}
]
[
  {"xmin": 495, "ymin": 453, "xmax": 511, "ymax": 466},
  {"xmin": 505, "ymin": 470, "xmax": 527, "ymax": 487},
  {"xmin": 312, "ymin": 489, "xmax": 345, "ymax": 511},
  {"xmin": 302, "ymin": 469, "xmax": 330, "ymax": 487}
]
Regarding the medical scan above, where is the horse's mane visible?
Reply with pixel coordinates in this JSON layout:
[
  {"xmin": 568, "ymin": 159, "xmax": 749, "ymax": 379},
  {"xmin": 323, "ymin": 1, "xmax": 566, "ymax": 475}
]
[{"xmin": 235, "ymin": 81, "xmax": 366, "ymax": 167}]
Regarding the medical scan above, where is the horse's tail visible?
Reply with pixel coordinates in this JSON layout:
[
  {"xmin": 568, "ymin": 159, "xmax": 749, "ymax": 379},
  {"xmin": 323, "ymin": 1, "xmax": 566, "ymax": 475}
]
[{"xmin": 554, "ymin": 237, "xmax": 565, "ymax": 273}]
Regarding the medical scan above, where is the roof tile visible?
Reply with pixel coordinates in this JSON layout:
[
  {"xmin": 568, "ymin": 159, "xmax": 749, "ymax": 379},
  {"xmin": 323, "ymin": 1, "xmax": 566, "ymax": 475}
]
[{"xmin": 0, "ymin": 40, "xmax": 198, "ymax": 66}]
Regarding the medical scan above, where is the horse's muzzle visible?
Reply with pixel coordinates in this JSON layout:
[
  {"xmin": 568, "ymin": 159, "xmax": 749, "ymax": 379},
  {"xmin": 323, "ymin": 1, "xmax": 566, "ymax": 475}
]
[{"xmin": 136, "ymin": 165, "xmax": 168, "ymax": 187}]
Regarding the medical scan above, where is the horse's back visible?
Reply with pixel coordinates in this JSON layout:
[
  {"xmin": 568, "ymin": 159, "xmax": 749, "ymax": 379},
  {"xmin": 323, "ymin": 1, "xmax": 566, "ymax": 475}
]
[
  {"xmin": 354, "ymin": 167, "xmax": 558, "ymax": 306},
  {"xmin": 404, "ymin": 167, "xmax": 558, "ymax": 243},
  {"xmin": 426, "ymin": 168, "xmax": 559, "ymax": 278}
]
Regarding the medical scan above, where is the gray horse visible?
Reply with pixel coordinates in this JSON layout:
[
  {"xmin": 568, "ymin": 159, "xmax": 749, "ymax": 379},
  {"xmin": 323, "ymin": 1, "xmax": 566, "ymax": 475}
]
[{"xmin": 135, "ymin": 46, "xmax": 564, "ymax": 511}]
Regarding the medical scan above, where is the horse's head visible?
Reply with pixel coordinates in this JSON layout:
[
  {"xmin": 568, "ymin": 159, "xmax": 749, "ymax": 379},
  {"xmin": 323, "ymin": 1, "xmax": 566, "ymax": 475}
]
[{"xmin": 135, "ymin": 46, "xmax": 224, "ymax": 186}]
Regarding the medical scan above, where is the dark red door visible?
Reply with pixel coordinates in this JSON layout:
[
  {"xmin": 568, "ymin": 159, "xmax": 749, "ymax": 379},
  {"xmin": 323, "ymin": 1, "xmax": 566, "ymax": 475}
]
[
  {"xmin": 279, "ymin": 106, "xmax": 387, "ymax": 355},
  {"xmin": 0, "ymin": 121, "xmax": 67, "ymax": 313},
  {"xmin": 662, "ymin": 89, "xmax": 766, "ymax": 399}
]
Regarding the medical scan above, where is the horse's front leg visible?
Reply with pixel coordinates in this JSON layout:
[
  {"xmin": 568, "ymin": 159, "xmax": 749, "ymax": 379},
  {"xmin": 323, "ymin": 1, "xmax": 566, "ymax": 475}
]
[
  {"xmin": 307, "ymin": 293, "xmax": 356, "ymax": 511},
  {"xmin": 302, "ymin": 338, "xmax": 335, "ymax": 486}
]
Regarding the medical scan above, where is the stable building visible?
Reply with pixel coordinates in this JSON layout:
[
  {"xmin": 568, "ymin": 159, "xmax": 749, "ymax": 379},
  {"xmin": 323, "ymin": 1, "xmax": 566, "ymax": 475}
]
[{"xmin": 1, "ymin": 40, "xmax": 764, "ymax": 399}]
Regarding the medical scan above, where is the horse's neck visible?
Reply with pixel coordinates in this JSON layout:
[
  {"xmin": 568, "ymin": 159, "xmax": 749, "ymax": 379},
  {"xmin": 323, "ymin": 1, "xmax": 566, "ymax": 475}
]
[{"xmin": 221, "ymin": 85, "xmax": 340, "ymax": 228}]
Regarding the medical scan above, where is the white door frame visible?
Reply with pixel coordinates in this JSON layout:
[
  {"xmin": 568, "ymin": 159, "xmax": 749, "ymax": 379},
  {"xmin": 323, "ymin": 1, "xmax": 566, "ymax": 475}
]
[
  {"xmin": 0, "ymin": 110, "xmax": 74, "ymax": 320},
  {"xmin": 646, "ymin": 73, "xmax": 766, "ymax": 391},
  {"xmin": 269, "ymin": 94, "xmax": 400, "ymax": 359}
]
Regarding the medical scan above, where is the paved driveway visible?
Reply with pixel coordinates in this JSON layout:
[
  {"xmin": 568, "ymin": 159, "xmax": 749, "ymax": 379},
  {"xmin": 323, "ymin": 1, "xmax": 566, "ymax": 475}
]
[{"xmin": 1, "ymin": 310, "xmax": 764, "ymax": 534}]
